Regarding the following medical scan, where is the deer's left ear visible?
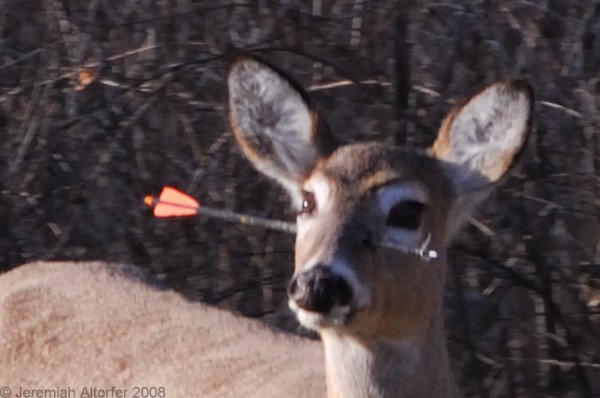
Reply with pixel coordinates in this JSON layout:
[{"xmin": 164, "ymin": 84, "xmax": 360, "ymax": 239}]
[{"xmin": 429, "ymin": 79, "xmax": 534, "ymax": 193}]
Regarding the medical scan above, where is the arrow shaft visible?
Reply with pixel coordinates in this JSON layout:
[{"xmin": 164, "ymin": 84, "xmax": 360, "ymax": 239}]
[
  {"xmin": 152, "ymin": 199, "xmax": 437, "ymax": 261},
  {"xmin": 199, "ymin": 205, "xmax": 297, "ymax": 234},
  {"xmin": 199, "ymin": 206, "xmax": 436, "ymax": 261}
]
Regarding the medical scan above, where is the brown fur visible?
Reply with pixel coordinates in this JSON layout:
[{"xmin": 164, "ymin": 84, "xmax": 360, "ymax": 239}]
[
  {"xmin": 0, "ymin": 59, "xmax": 532, "ymax": 398},
  {"xmin": 0, "ymin": 261, "xmax": 325, "ymax": 396},
  {"xmin": 294, "ymin": 145, "xmax": 452, "ymax": 341},
  {"xmin": 228, "ymin": 57, "xmax": 532, "ymax": 398}
]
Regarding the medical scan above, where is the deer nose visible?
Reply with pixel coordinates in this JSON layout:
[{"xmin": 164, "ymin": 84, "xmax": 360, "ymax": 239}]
[{"xmin": 287, "ymin": 265, "xmax": 353, "ymax": 314}]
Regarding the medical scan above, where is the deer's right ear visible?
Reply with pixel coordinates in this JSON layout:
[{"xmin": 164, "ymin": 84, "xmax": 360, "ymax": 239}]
[{"xmin": 228, "ymin": 57, "xmax": 335, "ymax": 201}]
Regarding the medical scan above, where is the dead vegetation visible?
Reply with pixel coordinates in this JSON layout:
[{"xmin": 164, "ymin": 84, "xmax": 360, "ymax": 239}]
[{"xmin": 1, "ymin": 1, "xmax": 598, "ymax": 396}]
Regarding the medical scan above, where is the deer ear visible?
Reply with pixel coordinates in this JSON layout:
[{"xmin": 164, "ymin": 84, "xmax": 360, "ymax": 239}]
[
  {"xmin": 430, "ymin": 79, "xmax": 533, "ymax": 193},
  {"xmin": 228, "ymin": 57, "xmax": 336, "ymax": 200}
]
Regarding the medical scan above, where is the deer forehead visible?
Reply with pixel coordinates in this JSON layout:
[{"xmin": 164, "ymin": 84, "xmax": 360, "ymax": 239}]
[{"xmin": 303, "ymin": 143, "xmax": 445, "ymax": 205}]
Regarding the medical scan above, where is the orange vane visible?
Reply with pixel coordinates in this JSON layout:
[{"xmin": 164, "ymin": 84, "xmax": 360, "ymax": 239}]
[{"xmin": 144, "ymin": 186, "xmax": 200, "ymax": 218}]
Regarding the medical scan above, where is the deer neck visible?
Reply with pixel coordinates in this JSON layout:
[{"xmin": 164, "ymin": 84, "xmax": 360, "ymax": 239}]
[{"xmin": 321, "ymin": 313, "xmax": 459, "ymax": 398}]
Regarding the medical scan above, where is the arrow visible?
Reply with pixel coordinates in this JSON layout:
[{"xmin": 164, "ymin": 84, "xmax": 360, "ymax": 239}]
[
  {"xmin": 144, "ymin": 186, "xmax": 297, "ymax": 234},
  {"xmin": 144, "ymin": 187, "xmax": 437, "ymax": 261}
]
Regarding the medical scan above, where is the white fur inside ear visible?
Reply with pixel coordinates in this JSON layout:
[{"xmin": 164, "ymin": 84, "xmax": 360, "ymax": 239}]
[
  {"xmin": 234, "ymin": 64, "xmax": 312, "ymax": 139},
  {"xmin": 228, "ymin": 59, "xmax": 319, "ymax": 197},
  {"xmin": 228, "ymin": 59, "xmax": 314, "ymax": 163},
  {"xmin": 444, "ymin": 81, "xmax": 531, "ymax": 183}
]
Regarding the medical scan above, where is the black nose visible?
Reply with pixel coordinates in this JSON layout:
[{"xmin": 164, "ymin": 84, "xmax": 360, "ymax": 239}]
[{"xmin": 287, "ymin": 265, "xmax": 353, "ymax": 314}]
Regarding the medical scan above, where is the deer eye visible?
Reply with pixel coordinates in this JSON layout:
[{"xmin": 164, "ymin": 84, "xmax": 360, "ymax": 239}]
[
  {"xmin": 386, "ymin": 200, "xmax": 424, "ymax": 230},
  {"xmin": 297, "ymin": 190, "xmax": 317, "ymax": 216}
]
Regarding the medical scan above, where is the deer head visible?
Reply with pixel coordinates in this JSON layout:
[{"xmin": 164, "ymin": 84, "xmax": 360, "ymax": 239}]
[{"xmin": 227, "ymin": 56, "xmax": 532, "ymax": 345}]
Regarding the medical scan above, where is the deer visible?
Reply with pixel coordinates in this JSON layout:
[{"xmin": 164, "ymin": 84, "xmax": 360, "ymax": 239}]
[{"xmin": 0, "ymin": 56, "xmax": 533, "ymax": 398}]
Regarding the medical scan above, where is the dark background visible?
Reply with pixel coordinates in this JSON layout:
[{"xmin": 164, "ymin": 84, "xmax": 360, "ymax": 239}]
[{"xmin": 1, "ymin": 1, "xmax": 599, "ymax": 396}]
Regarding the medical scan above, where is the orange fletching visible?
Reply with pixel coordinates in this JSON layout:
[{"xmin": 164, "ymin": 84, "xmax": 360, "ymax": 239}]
[{"xmin": 145, "ymin": 187, "xmax": 200, "ymax": 218}]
